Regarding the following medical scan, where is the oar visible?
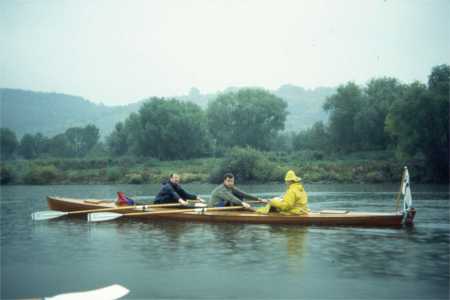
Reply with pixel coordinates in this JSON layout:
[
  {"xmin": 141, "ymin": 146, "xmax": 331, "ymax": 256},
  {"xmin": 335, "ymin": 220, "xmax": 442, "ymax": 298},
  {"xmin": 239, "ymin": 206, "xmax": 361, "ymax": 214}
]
[
  {"xmin": 32, "ymin": 202, "xmax": 207, "ymax": 221},
  {"xmin": 45, "ymin": 284, "xmax": 129, "ymax": 300},
  {"xmin": 246, "ymin": 199, "xmax": 269, "ymax": 204},
  {"xmin": 88, "ymin": 206, "xmax": 247, "ymax": 222}
]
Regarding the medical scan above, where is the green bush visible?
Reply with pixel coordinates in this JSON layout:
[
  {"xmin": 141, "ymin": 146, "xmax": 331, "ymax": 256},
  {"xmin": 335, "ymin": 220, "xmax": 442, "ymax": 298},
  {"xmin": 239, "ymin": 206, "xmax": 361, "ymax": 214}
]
[
  {"xmin": 24, "ymin": 164, "xmax": 59, "ymax": 184},
  {"xmin": 291, "ymin": 150, "xmax": 325, "ymax": 162},
  {"xmin": 179, "ymin": 172, "xmax": 207, "ymax": 183},
  {"xmin": 0, "ymin": 165, "xmax": 16, "ymax": 184},
  {"xmin": 126, "ymin": 173, "xmax": 144, "ymax": 184},
  {"xmin": 106, "ymin": 167, "xmax": 122, "ymax": 182},
  {"xmin": 208, "ymin": 146, "xmax": 284, "ymax": 183}
]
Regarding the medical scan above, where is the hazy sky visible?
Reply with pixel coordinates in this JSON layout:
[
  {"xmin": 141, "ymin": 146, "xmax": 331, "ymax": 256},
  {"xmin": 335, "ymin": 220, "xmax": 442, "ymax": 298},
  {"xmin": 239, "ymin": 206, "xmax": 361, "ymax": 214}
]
[{"xmin": 1, "ymin": 0, "xmax": 449, "ymax": 105}]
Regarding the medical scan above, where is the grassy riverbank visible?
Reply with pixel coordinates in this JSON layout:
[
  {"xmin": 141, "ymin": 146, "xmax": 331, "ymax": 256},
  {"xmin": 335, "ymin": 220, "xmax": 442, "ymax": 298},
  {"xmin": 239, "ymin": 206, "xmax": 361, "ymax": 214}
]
[{"xmin": 0, "ymin": 150, "xmax": 429, "ymax": 185}]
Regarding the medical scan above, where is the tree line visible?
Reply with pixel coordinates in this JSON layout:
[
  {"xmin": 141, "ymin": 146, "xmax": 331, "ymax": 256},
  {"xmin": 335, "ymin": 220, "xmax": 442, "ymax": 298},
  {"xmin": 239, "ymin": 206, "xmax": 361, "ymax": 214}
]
[
  {"xmin": 292, "ymin": 64, "xmax": 449, "ymax": 181},
  {"xmin": 0, "ymin": 125, "xmax": 100, "ymax": 159},
  {"xmin": 1, "ymin": 65, "xmax": 448, "ymax": 181}
]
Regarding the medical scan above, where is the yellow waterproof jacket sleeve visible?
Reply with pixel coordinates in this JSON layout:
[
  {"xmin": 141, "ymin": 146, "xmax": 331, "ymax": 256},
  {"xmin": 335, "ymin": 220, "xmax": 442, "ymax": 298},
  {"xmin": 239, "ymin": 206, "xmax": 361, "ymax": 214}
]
[{"xmin": 270, "ymin": 183, "xmax": 308, "ymax": 213}]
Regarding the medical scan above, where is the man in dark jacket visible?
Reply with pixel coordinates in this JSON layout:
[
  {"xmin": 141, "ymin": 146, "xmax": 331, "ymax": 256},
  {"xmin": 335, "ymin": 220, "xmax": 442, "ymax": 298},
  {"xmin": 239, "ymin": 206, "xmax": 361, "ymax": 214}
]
[{"xmin": 154, "ymin": 173, "xmax": 204, "ymax": 205}]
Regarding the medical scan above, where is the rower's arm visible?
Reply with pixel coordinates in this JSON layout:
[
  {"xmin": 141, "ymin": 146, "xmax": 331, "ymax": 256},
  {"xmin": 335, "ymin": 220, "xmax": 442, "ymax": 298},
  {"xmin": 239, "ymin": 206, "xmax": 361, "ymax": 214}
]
[
  {"xmin": 232, "ymin": 187, "xmax": 259, "ymax": 201},
  {"xmin": 217, "ymin": 189, "xmax": 244, "ymax": 205}
]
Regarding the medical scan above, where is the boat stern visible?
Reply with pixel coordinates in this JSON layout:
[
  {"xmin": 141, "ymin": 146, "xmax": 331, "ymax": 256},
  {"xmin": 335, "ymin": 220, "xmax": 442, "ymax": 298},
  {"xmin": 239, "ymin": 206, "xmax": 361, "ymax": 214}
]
[{"xmin": 404, "ymin": 207, "xmax": 416, "ymax": 226}]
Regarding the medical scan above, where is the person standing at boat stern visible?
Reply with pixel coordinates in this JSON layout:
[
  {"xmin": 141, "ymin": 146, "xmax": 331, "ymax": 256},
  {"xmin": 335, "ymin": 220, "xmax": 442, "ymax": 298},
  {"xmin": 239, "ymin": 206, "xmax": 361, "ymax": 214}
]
[
  {"xmin": 154, "ymin": 173, "xmax": 205, "ymax": 205},
  {"xmin": 210, "ymin": 173, "xmax": 263, "ymax": 209},
  {"xmin": 256, "ymin": 170, "xmax": 310, "ymax": 215}
]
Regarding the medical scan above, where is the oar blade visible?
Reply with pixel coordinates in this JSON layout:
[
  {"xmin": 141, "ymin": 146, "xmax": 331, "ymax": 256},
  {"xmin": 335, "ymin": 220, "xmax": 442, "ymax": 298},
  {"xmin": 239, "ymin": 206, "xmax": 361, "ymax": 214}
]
[
  {"xmin": 87, "ymin": 212, "xmax": 123, "ymax": 222},
  {"xmin": 45, "ymin": 284, "xmax": 129, "ymax": 300},
  {"xmin": 31, "ymin": 210, "xmax": 68, "ymax": 221}
]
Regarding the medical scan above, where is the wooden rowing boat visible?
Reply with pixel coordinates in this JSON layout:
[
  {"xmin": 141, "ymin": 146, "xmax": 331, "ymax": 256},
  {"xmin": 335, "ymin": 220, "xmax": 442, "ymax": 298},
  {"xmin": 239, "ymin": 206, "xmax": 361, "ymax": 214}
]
[
  {"xmin": 46, "ymin": 196, "xmax": 186, "ymax": 213},
  {"xmin": 44, "ymin": 167, "xmax": 415, "ymax": 227}
]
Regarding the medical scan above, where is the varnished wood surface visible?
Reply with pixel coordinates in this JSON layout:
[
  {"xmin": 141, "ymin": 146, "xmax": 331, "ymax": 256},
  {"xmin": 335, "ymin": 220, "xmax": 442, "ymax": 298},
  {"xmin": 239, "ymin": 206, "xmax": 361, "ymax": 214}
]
[{"xmin": 47, "ymin": 196, "xmax": 406, "ymax": 227}]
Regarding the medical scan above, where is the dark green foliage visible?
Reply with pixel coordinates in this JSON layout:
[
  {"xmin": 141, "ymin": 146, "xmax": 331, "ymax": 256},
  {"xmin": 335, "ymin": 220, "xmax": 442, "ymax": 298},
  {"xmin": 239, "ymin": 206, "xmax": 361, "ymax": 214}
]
[
  {"xmin": 323, "ymin": 82, "xmax": 365, "ymax": 152},
  {"xmin": 19, "ymin": 134, "xmax": 38, "ymax": 159},
  {"xmin": 64, "ymin": 125, "xmax": 100, "ymax": 157},
  {"xmin": 428, "ymin": 64, "xmax": 450, "ymax": 96},
  {"xmin": 293, "ymin": 121, "xmax": 329, "ymax": 151},
  {"xmin": 208, "ymin": 146, "xmax": 285, "ymax": 183},
  {"xmin": 0, "ymin": 128, "xmax": 19, "ymax": 160},
  {"xmin": 47, "ymin": 134, "xmax": 73, "ymax": 157},
  {"xmin": 316, "ymin": 65, "xmax": 448, "ymax": 182},
  {"xmin": 0, "ymin": 165, "xmax": 16, "ymax": 184},
  {"xmin": 385, "ymin": 65, "xmax": 449, "ymax": 182},
  {"xmin": 354, "ymin": 78, "xmax": 404, "ymax": 149},
  {"xmin": 24, "ymin": 164, "xmax": 59, "ymax": 184},
  {"xmin": 207, "ymin": 88, "xmax": 287, "ymax": 150},
  {"xmin": 108, "ymin": 98, "xmax": 210, "ymax": 160},
  {"xmin": 106, "ymin": 167, "xmax": 122, "ymax": 182},
  {"xmin": 322, "ymin": 78, "xmax": 405, "ymax": 152},
  {"xmin": 107, "ymin": 122, "xmax": 128, "ymax": 156},
  {"xmin": 126, "ymin": 173, "xmax": 144, "ymax": 184},
  {"xmin": 18, "ymin": 133, "xmax": 49, "ymax": 159}
]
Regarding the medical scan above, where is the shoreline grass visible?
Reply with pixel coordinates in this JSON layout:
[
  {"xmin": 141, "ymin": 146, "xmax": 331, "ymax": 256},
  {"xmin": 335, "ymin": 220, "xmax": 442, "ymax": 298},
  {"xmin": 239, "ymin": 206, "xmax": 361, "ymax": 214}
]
[{"xmin": 0, "ymin": 152, "xmax": 430, "ymax": 185}]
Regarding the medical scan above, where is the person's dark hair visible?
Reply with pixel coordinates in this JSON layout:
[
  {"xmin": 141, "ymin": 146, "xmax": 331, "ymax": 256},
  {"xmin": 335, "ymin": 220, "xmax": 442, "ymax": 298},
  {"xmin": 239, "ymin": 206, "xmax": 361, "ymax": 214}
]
[{"xmin": 223, "ymin": 173, "xmax": 234, "ymax": 180}]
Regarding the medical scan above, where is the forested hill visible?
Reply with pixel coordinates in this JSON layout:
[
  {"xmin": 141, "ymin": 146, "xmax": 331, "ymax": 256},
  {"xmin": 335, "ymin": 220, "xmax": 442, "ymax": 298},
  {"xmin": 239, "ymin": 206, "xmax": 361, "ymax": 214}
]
[
  {"xmin": 0, "ymin": 89, "xmax": 139, "ymax": 138},
  {"xmin": 0, "ymin": 85, "xmax": 335, "ymax": 138}
]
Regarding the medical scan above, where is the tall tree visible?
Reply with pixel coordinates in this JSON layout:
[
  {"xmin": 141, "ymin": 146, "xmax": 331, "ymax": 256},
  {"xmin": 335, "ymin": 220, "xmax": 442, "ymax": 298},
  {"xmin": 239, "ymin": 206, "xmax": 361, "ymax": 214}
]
[
  {"xmin": 354, "ymin": 78, "xmax": 404, "ymax": 149},
  {"xmin": 323, "ymin": 82, "xmax": 364, "ymax": 152},
  {"xmin": 293, "ymin": 121, "xmax": 329, "ymax": 151},
  {"xmin": 48, "ymin": 133, "xmax": 73, "ymax": 157},
  {"xmin": 65, "ymin": 125, "xmax": 100, "ymax": 157},
  {"xmin": 82, "ymin": 124, "xmax": 100, "ymax": 155},
  {"xmin": 0, "ymin": 128, "xmax": 18, "ymax": 160},
  {"xmin": 207, "ymin": 88, "xmax": 287, "ymax": 150},
  {"xmin": 109, "ymin": 98, "xmax": 210, "ymax": 159},
  {"xmin": 107, "ymin": 122, "xmax": 128, "ymax": 156},
  {"xmin": 19, "ymin": 134, "xmax": 37, "ymax": 159},
  {"xmin": 386, "ymin": 65, "xmax": 449, "ymax": 181}
]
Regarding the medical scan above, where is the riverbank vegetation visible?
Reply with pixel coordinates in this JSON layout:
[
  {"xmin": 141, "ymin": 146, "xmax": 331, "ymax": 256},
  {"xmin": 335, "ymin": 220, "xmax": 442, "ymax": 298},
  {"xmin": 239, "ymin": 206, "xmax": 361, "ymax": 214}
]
[{"xmin": 1, "ymin": 65, "xmax": 448, "ymax": 185}]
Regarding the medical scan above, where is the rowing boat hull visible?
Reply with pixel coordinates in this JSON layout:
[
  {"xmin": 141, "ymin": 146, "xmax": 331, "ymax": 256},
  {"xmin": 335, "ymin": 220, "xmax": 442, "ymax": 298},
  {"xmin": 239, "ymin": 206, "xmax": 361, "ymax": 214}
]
[
  {"xmin": 139, "ymin": 211, "xmax": 405, "ymax": 226},
  {"xmin": 47, "ymin": 196, "xmax": 407, "ymax": 227}
]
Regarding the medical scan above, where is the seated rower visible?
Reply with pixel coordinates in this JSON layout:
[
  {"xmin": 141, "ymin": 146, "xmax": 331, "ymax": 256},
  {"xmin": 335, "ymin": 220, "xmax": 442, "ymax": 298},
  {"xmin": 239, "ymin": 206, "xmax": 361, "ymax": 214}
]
[
  {"xmin": 256, "ymin": 170, "xmax": 310, "ymax": 215},
  {"xmin": 154, "ymin": 173, "xmax": 205, "ymax": 205},
  {"xmin": 209, "ymin": 173, "xmax": 263, "ymax": 209}
]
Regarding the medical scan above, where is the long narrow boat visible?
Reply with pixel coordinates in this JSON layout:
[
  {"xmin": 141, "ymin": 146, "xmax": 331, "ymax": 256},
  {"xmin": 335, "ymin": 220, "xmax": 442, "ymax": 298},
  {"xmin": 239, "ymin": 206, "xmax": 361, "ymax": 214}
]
[{"xmin": 45, "ymin": 167, "xmax": 416, "ymax": 227}]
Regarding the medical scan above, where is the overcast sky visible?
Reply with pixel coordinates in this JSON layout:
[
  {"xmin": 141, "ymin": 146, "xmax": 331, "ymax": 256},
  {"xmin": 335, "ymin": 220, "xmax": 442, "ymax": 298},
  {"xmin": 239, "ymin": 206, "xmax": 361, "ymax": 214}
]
[{"xmin": 1, "ymin": 0, "xmax": 449, "ymax": 105}]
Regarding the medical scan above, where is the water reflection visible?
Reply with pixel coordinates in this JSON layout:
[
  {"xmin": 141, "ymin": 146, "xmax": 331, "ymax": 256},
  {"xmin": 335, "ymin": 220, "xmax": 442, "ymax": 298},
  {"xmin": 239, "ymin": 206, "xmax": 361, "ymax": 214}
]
[
  {"xmin": 309, "ymin": 226, "xmax": 450, "ymax": 282},
  {"xmin": 269, "ymin": 226, "xmax": 309, "ymax": 273}
]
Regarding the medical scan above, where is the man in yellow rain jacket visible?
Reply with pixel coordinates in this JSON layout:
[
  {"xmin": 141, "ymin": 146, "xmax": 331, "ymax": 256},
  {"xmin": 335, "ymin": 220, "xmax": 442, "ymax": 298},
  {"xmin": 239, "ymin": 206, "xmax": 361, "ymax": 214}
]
[{"xmin": 257, "ymin": 170, "xmax": 310, "ymax": 215}]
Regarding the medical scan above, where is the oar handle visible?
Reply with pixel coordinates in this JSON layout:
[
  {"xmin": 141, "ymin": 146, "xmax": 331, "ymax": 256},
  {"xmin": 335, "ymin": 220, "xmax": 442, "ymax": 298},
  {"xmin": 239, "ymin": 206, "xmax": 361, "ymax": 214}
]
[
  {"xmin": 66, "ymin": 202, "xmax": 188, "ymax": 215},
  {"xmin": 66, "ymin": 205, "xmax": 139, "ymax": 215},
  {"xmin": 245, "ymin": 200, "xmax": 268, "ymax": 204}
]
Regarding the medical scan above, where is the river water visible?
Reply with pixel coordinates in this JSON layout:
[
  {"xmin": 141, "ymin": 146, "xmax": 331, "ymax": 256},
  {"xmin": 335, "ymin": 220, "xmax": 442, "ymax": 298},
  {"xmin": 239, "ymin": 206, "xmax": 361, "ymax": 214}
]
[{"xmin": 1, "ymin": 183, "xmax": 449, "ymax": 299}]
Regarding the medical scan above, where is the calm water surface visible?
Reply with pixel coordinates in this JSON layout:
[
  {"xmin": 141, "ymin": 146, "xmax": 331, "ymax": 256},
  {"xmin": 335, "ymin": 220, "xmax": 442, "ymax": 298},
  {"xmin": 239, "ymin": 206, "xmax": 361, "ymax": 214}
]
[{"xmin": 1, "ymin": 183, "xmax": 449, "ymax": 299}]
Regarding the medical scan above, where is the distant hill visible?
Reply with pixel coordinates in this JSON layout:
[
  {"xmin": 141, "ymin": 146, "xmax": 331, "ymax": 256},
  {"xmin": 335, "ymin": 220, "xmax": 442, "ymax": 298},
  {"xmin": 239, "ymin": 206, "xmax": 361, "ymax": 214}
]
[
  {"xmin": 0, "ymin": 88, "xmax": 139, "ymax": 138},
  {"xmin": 274, "ymin": 84, "xmax": 335, "ymax": 131},
  {"xmin": 0, "ymin": 85, "xmax": 335, "ymax": 139}
]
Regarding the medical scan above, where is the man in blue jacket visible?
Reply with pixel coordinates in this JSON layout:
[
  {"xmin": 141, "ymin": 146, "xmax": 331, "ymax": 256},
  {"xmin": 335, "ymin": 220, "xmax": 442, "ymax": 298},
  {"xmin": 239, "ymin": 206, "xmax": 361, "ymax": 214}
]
[{"xmin": 154, "ymin": 173, "xmax": 205, "ymax": 205}]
